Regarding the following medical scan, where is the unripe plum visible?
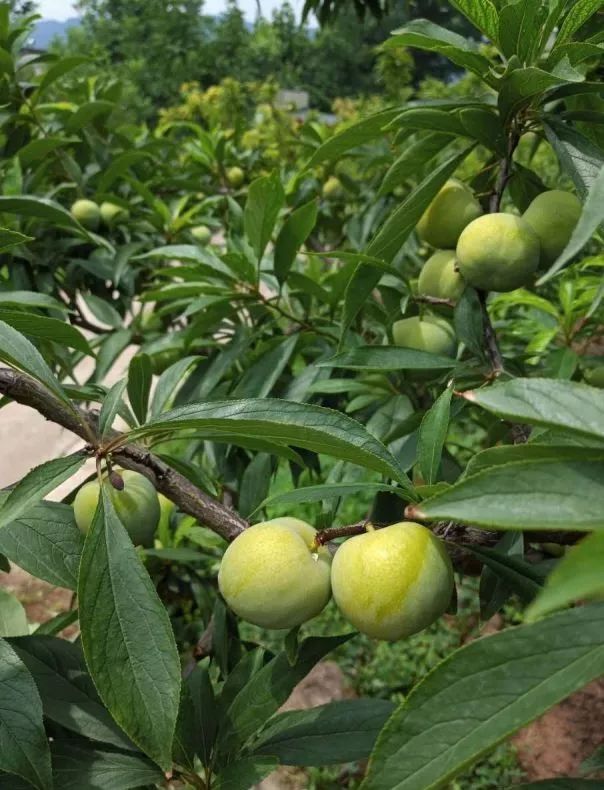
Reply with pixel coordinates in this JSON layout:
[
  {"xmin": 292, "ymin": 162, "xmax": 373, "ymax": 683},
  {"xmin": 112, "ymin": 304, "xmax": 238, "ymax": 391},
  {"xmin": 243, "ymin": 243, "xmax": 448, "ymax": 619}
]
[
  {"xmin": 417, "ymin": 179, "xmax": 482, "ymax": 249},
  {"xmin": 330, "ymin": 522, "xmax": 454, "ymax": 640},
  {"xmin": 71, "ymin": 199, "xmax": 101, "ymax": 230},
  {"xmin": 585, "ymin": 365, "xmax": 604, "ymax": 388},
  {"xmin": 226, "ymin": 166, "xmax": 245, "ymax": 188},
  {"xmin": 218, "ymin": 517, "xmax": 331, "ymax": 629},
  {"xmin": 523, "ymin": 190, "xmax": 582, "ymax": 266},
  {"xmin": 418, "ymin": 249, "xmax": 465, "ymax": 301},
  {"xmin": 190, "ymin": 224, "xmax": 211, "ymax": 245},
  {"xmin": 100, "ymin": 201, "xmax": 128, "ymax": 226},
  {"xmin": 73, "ymin": 470, "xmax": 160, "ymax": 548},
  {"xmin": 456, "ymin": 213, "xmax": 540, "ymax": 292},
  {"xmin": 392, "ymin": 315, "xmax": 456, "ymax": 357},
  {"xmin": 322, "ymin": 176, "xmax": 344, "ymax": 201}
]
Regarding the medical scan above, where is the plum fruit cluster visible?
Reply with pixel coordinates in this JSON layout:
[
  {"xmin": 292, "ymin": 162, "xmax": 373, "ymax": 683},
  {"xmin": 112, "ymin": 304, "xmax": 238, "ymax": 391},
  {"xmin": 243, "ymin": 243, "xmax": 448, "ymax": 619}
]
[
  {"xmin": 392, "ymin": 181, "xmax": 582, "ymax": 356},
  {"xmin": 218, "ymin": 518, "xmax": 454, "ymax": 641}
]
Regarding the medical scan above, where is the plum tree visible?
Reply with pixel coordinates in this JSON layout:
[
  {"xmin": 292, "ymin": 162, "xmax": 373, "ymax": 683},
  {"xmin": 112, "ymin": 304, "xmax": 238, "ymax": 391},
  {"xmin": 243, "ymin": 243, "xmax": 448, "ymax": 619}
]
[
  {"xmin": 416, "ymin": 179, "xmax": 482, "ymax": 249},
  {"xmin": 330, "ymin": 522, "xmax": 454, "ymax": 640},
  {"xmin": 523, "ymin": 190, "xmax": 582, "ymax": 267},
  {"xmin": 456, "ymin": 213, "xmax": 540, "ymax": 292},
  {"xmin": 100, "ymin": 201, "xmax": 128, "ymax": 226},
  {"xmin": 226, "ymin": 166, "xmax": 245, "ymax": 188},
  {"xmin": 392, "ymin": 314, "xmax": 456, "ymax": 356},
  {"xmin": 218, "ymin": 517, "xmax": 332, "ymax": 629},
  {"xmin": 71, "ymin": 199, "xmax": 101, "ymax": 230},
  {"xmin": 418, "ymin": 249, "xmax": 465, "ymax": 301},
  {"xmin": 190, "ymin": 224, "xmax": 211, "ymax": 245},
  {"xmin": 73, "ymin": 470, "xmax": 160, "ymax": 548},
  {"xmin": 322, "ymin": 175, "xmax": 344, "ymax": 201}
]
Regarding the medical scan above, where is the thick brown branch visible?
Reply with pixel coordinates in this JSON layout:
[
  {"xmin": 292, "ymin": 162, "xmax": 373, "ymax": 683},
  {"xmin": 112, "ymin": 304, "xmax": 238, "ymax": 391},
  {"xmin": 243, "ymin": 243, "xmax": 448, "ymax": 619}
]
[{"xmin": 0, "ymin": 367, "xmax": 248, "ymax": 542}]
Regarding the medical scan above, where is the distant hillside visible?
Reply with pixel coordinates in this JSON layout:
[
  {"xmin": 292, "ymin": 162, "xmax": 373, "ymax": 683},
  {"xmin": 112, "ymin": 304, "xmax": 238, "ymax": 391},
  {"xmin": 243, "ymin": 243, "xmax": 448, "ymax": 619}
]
[{"xmin": 32, "ymin": 17, "xmax": 80, "ymax": 48}]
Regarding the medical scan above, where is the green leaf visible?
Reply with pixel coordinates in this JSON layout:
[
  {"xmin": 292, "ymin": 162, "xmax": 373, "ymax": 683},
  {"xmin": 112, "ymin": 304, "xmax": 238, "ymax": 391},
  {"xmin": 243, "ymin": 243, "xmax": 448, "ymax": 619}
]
[
  {"xmin": 239, "ymin": 453, "xmax": 272, "ymax": 519},
  {"xmin": 463, "ymin": 443, "xmax": 594, "ymax": 478},
  {"xmin": 128, "ymin": 399, "xmax": 412, "ymax": 489},
  {"xmin": 10, "ymin": 635, "xmax": 135, "ymax": 751},
  {"xmin": 64, "ymin": 100, "xmax": 115, "ymax": 133},
  {"xmin": 127, "ymin": 354, "xmax": 152, "ymax": 425},
  {"xmin": 378, "ymin": 133, "xmax": 451, "ymax": 196},
  {"xmin": 526, "ymin": 532, "xmax": 604, "ymax": 621},
  {"xmin": 418, "ymin": 386, "xmax": 453, "ymax": 485},
  {"xmin": 244, "ymin": 171, "xmax": 285, "ymax": 262},
  {"xmin": 556, "ymin": 0, "xmax": 604, "ymax": 46},
  {"xmin": 537, "ymin": 165, "xmax": 604, "ymax": 284},
  {"xmin": 498, "ymin": 66, "xmax": 581, "ymax": 122},
  {"xmin": 0, "ymin": 637, "xmax": 52, "ymax": 790},
  {"xmin": 82, "ymin": 293, "xmax": 122, "ymax": 329},
  {"xmin": 35, "ymin": 55, "xmax": 88, "ymax": 96},
  {"xmin": 543, "ymin": 120, "xmax": 604, "ymax": 198},
  {"xmin": 217, "ymin": 634, "xmax": 353, "ymax": 757},
  {"xmin": 257, "ymin": 482, "xmax": 405, "ymax": 514},
  {"xmin": 274, "ymin": 199, "xmax": 318, "ymax": 285},
  {"xmin": 0, "ymin": 319, "xmax": 75, "ymax": 409},
  {"xmin": 97, "ymin": 150, "xmax": 150, "ymax": 192},
  {"xmin": 0, "ymin": 291, "xmax": 65, "ymax": 312},
  {"xmin": 214, "ymin": 756, "xmax": 278, "ymax": 790},
  {"xmin": 498, "ymin": 0, "xmax": 548, "ymax": 64},
  {"xmin": 449, "ymin": 0, "xmax": 500, "ymax": 43},
  {"xmin": 232, "ymin": 336, "xmax": 297, "ymax": 398},
  {"xmin": 174, "ymin": 663, "xmax": 217, "ymax": 768},
  {"xmin": 387, "ymin": 20, "xmax": 492, "ymax": 78},
  {"xmin": 99, "ymin": 379, "xmax": 127, "ymax": 439},
  {"xmin": 34, "ymin": 610, "xmax": 78, "ymax": 636},
  {"xmin": 321, "ymin": 346, "xmax": 457, "ymax": 371},
  {"xmin": 0, "ymin": 195, "xmax": 87, "ymax": 235},
  {"xmin": 50, "ymin": 740, "xmax": 162, "ymax": 790},
  {"xmin": 0, "ymin": 500, "xmax": 83, "ymax": 590},
  {"xmin": 454, "ymin": 287, "xmax": 485, "ymax": 360},
  {"xmin": 0, "ymin": 310, "xmax": 91, "ymax": 355},
  {"xmin": 78, "ymin": 485, "xmax": 181, "ymax": 769},
  {"xmin": 343, "ymin": 146, "xmax": 474, "ymax": 336},
  {"xmin": 0, "ymin": 453, "xmax": 86, "ymax": 532},
  {"xmin": 253, "ymin": 698, "xmax": 395, "ymax": 766},
  {"xmin": 306, "ymin": 109, "xmax": 400, "ymax": 168},
  {"xmin": 17, "ymin": 137, "xmax": 74, "ymax": 167},
  {"xmin": 150, "ymin": 355, "xmax": 204, "ymax": 416},
  {"xmin": 362, "ymin": 603, "xmax": 604, "ymax": 790},
  {"xmin": 514, "ymin": 782, "xmax": 604, "ymax": 790},
  {"xmin": 0, "ymin": 228, "xmax": 32, "ymax": 252},
  {"xmin": 0, "ymin": 589, "xmax": 28, "ymax": 636},
  {"xmin": 479, "ymin": 531, "xmax": 525, "ymax": 619},
  {"xmin": 408, "ymin": 456, "xmax": 604, "ymax": 530},
  {"xmin": 462, "ymin": 378, "xmax": 604, "ymax": 441},
  {"xmin": 465, "ymin": 542, "xmax": 544, "ymax": 603}
]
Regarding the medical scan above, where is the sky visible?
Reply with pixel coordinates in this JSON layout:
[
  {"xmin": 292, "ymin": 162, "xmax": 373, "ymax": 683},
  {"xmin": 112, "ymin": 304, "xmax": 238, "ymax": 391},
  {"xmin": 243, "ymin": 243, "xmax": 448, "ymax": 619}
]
[{"xmin": 36, "ymin": 0, "xmax": 303, "ymax": 21}]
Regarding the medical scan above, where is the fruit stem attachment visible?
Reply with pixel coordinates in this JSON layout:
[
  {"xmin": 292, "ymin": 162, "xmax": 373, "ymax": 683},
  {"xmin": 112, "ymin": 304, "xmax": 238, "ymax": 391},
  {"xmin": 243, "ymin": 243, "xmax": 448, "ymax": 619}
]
[{"xmin": 314, "ymin": 520, "xmax": 383, "ymax": 547}]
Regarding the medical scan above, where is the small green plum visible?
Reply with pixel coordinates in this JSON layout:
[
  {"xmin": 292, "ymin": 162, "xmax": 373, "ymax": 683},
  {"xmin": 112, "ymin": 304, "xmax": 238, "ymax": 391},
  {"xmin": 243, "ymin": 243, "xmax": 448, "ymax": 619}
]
[
  {"xmin": 392, "ymin": 315, "xmax": 456, "ymax": 357},
  {"xmin": 584, "ymin": 365, "xmax": 604, "ymax": 388},
  {"xmin": 456, "ymin": 213, "xmax": 540, "ymax": 292},
  {"xmin": 190, "ymin": 224, "xmax": 211, "ymax": 245},
  {"xmin": 523, "ymin": 190, "xmax": 582, "ymax": 267},
  {"xmin": 330, "ymin": 522, "xmax": 454, "ymax": 641},
  {"xmin": 73, "ymin": 470, "xmax": 160, "ymax": 548},
  {"xmin": 218, "ymin": 517, "xmax": 331, "ymax": 629},
  {"xmin": 100, "ymin": 201, "xmax": 128, "ymax": 226},
  {"xmin": 157, "ymin": 493, "xmax": 175, "ymax": 545},
  {"xmin": 71, "ymin": 199, "xmax": 101, "ymax": 230},
  {"xmin": 226, "ymin": 166, "xmax": 245, "ymax": 188},
  {"xmin": 418, "ymin": 249, "xmax": 465, "ymax": 301},
  {"xmin": 322, "ymin": 176, "xmax": 344, "ymax": 201},
  {"xmin": 417, "ymin": 179, "xmax": 482, "ymax": 248}
]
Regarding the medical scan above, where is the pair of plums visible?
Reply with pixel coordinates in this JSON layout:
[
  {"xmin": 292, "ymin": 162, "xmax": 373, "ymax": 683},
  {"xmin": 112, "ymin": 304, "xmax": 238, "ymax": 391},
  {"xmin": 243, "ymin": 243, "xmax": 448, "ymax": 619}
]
[{"xmin": 218, "ymin": 518, "xmax": 454, "ymax": 641}]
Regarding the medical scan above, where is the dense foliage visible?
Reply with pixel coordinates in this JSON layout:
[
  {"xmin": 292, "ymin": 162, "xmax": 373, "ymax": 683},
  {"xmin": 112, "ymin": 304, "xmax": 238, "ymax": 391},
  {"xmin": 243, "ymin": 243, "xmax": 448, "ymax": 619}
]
[{"xmin": 0, "ymin": 1, "xmax": 603, "ymax": 788}]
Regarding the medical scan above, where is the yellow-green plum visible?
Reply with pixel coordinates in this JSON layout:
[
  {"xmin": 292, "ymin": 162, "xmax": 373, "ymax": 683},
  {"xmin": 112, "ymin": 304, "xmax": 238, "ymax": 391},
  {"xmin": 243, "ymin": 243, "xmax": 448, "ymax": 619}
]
[
  {"xmin": 157, "ymin": 493, "xmax": 175, "ymax": 545},
  {"xmin": 456, "ymin": 213, "xmax": 540, "ymax": 292},
  {"xmin": 218, "ymin": 517, "xmax": 331, "ymax": 629},
  {"xmin": 73, "ymin": 470, "xmax": 160, "ymax": 548},
  {"xmin": 418, "ymin": 249, "xmax": 465, "ymax": 301},
  {"xmin": 71, "ymin": 199, "xmax": 101, "ymax": 230},
  {"xmin": 392, "ymin": 315, "xmax": 456, "ymax": 357},
  {"xmin": 417, "ymin": 179, "xmax": 483, "ymax": 248},
  {"xmin": 322, "ymin": 176, "xmax": 344, "ymax": 201},
  {"xmin": 331, "ymin": 522, "xmax": 454, "ymax": 641},
  {"xmin": 190, "ymin": 224, "xmax": 211, "ymax": 245},
  {"xmin": 585, "ymin": 365, "xmax": 604, "ymax": 388},
  {"xmin": 226, "ymin": 166, "xmax": 245, "ymax": 188},
  {"xmin": 523, "ymin": 190, "xmax": 582, "ymax": 266},
  {"xmin": 100, "ymin": 201, "xmax": 128, "ymax": 226}
]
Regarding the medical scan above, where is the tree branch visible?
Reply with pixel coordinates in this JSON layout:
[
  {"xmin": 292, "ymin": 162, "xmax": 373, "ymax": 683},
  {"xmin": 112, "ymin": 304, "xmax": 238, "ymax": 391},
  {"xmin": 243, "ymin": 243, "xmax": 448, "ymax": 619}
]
[{"xmin": 0, "ymin": 367, "xmax": 248, "ymax": 542}]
